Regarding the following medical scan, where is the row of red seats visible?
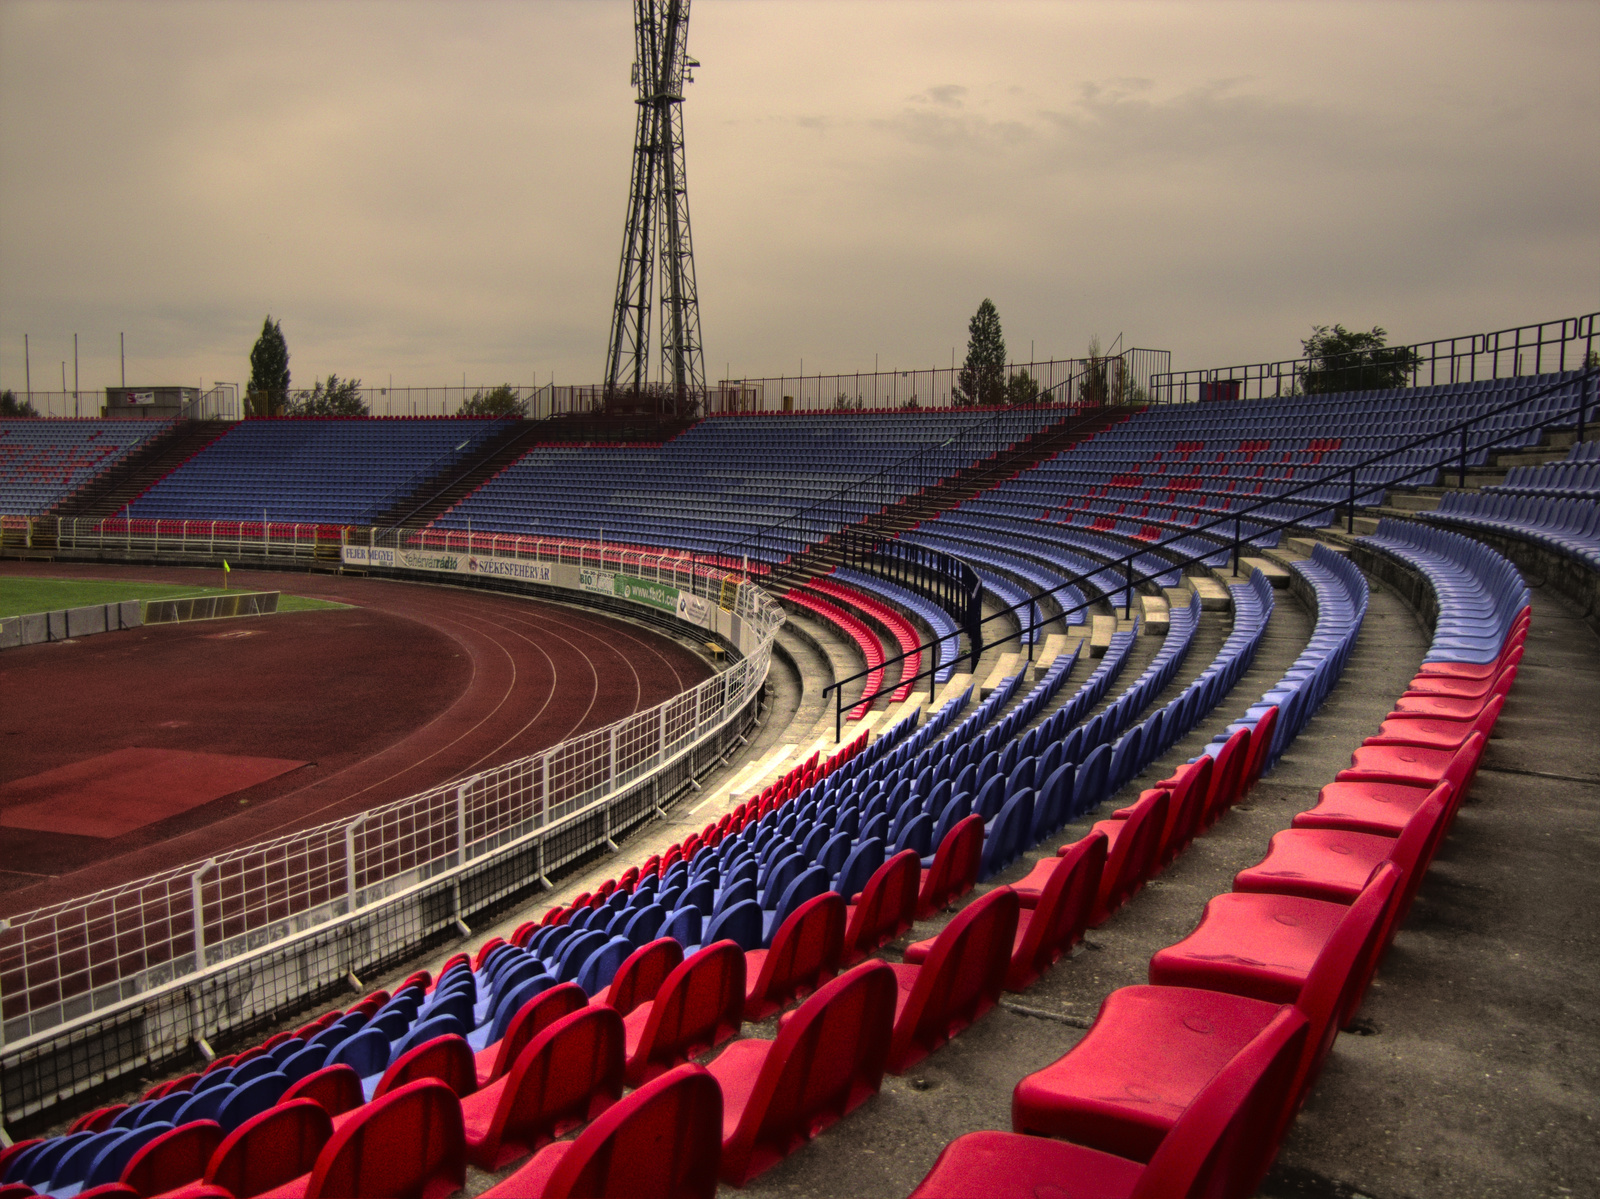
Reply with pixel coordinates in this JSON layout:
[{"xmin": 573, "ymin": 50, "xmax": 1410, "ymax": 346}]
[
  {"xmin": 803, "ymin": 576, "xmax": 922, "ymax": 703},
  {"xmin": 907, "ymin": 611, "xmax": 1524, "ymax": 1196},
  {"xmin": 782, "ymin": 589, "xmax": 886, "ymax": 720}
]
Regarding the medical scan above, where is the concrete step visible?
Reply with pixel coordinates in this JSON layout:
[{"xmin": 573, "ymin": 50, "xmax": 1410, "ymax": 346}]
[
  {"xmin": 1034, "ymin": 633, "xmax": 1081, "ymax": 674},
  {"xmin": 1088, "ymin": 614, "xmax": 1117, "ymax": 656},
  {"xmin": 1189, "ymin": 574, "xmax": 1232, "ymax": 610},
  {"xmin": 1241, "ymin": 557, "xmax": 1293, "ymax": 588},
  {"xmin": 979, "ymin": 651, "xmax": 1028, "ymax": 695},
  {"xmin": 1386, "ymin": 492, "xmax": 1443, "ymax": 512},
  {"xmin": 1140, "ymin": 593, "xmax": 1170, "ymax": 634}
]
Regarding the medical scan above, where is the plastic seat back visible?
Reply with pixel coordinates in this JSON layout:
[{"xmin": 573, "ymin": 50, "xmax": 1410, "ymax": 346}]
[
  {"xmin": 915, "ymin": 814, "xmax": 984, "ymax": 920},
  {"xmin": 600, "ymin": 937, "xmax": 685, "ymax": 1017},
  {"xmin": 1031, "ymin": 762, "xmax": 1076, "ymax": 841},
  {"xmin": 888, "ymin": 886, "xmax": 1019, "ymax": 1073},
  {"xmin": 756, "ymin": 851, "xmax": 804, "ymax": 911},
  {"xmin": 843, "ymin": 849, "xmax": 921, "ymax": 964},
  {"xmin": 527, "ymin": 1063, "xmax": 721, "ymax": 1199},
  {"xmin": 171, "ymin": 1082, "xmax": 229, "ymax": 1126},
  {"xmin": 476, "ymin": 1005, "xmax": 627, "ymax": 1168},
  {"xmin": 1007, "ymin": 830, "xmax": 1108, "ymax": 992},
  {"xmin": 720, "ymin": 960, "xmax": 898, "ymax": 1187},
  {"xmin": 1156, "ymin": 755, "xmax": 1212, "ymax": 866},
  {"xmin": 832, "ymin": 837, "xmax": 885, "ymax": 902},
  {"xmin": 978, "ymin": 789, "xmax": 1034, "ymax": 882},
  {"xmin": 576, "ymin": 935, "xmax": 634, "ymax": 996},
  {"xmin": 626, "ymin": 941, "xmax": 746, "ymax": 1086},
  {"xmin": 1093, "ymin": 788, "xmax": 1169, "ymax": 925},
  {"xmin": 119, "ymin": 1119, "xmax": 223, "ymax": 1197},
  {"xmin": 699, "ymin": 897, "xmax": 762, "ymax": 952},
  {"xmin": 484, "ymin": 973, "xmax": 555, "ymax": 1044},
  {"xmin": 479, "ymin": 982, "xmax": 588, "ymax": 1087},
  {"xmin": 373, "ymin": 1032, "xmax": 475, "ymax": 1101},
  {"xmin": 1204, "ymin": 727, "xmax": 1252, "ymax": 825},
  {"xmin": 553, "ymin": 930, "xmax": 610, "ymax": 983},
  {"xmin": 1241, "ymin": 704, "xmax": 1280, "ymax": 793},
  {"xmin": 216, "ymin": 1070, "xmax": 291, "ymax": 1132},
  {"xmin": 745, "ymin": 891, "xmax": 847, "ymax": 1021},
  {"xmin": 279, "ymin": 1041, "xmax": 330, "ymax": 1084},
  {"xmin": 280, "ymin": 1063, "xmax": 365, "ymax": 1117},
  {"xmin": 80, "ymin": 1122, "xmax": 173, "ymax": 1191},
  {"xmin": 1131, "ymin": 1005, "xmax": 1311, "ymax": 1199},
  {"xmin": 1070, "ymin": 742, "xmax": 1112, "ymax": 818},
  {"xmin": 303, "ymin": 1078, "xmax": 466, "ymax": 1199}
]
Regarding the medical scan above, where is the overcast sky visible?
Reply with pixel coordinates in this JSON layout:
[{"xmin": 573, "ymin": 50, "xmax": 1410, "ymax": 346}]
[{"xmin": 1, "ymin": 0, "xmax": 1596, "ymax": 398}]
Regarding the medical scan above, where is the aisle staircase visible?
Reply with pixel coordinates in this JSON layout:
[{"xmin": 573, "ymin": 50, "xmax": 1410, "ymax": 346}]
[{"xmin": 49, "ymin": 419, "xmax": 233, "ymax": 521}]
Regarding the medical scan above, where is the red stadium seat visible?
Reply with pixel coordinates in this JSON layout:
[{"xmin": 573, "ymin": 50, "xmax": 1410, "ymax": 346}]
[
  {"xmin": 201, "ymin": 1099, "xmax": 332, "ymax": 1199},
  {"xmin": 621, "ymin": 941, "xmax": 744, "ymax": 1087},
  {"xmin": 480, "ymin": 1064, "xmax": 722, "ymax": 1199},
  {"xmin": 1200, "ymin": 726, "xmax": 1251, "ymax": 828},
  {"xmin": 908, "ymin": 1005, "xmax": 1309, "ymax": 1199},
  {"xmin": 118, "ymin": 1119, "xmax": 224, "ymax": 1197},
  {"xmin": 474, "ymin": 982, "xmax": 587, "ymax": 1090},
  {"xmin": 708, "ymin": 961, "xmax": 896, "ymax": 1186},
  {"xmin": 915, "ymin": 814, "xmax": 984, "ymax": 920},
  {"xmin": 272, "ymin": 1078, "xmax": 466, "ymax": 1199},
  {"xmin": 372, "ymin": 1033, "xmax": 476, "ymax": 1101},
  {"xmin": 1088, "ymin": 788, "xmax": 1169, "ymax": 925},
  {"xmin": 841, "ymin": 850, "xmax": 920, "ymax": 965},
  {"xmin": 280, "ymin": 1063, "xmax": 364, "ymax": 1118},
  {"xmin": 591, "ymin": 938, "xmax": 683, "ymax": 1018},
  {"xmin": 743, "ymin": 891, "xmax": 845, "ymax": 1021},
  {"xmin": 887, "ymin": 887, "xmax": 1018, "ymax": 1074},
  {"xmin": 460, "ymin": 1004, "xmax": 625, "ymax": 1170}
]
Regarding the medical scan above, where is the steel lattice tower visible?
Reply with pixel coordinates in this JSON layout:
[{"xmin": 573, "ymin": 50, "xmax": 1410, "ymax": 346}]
[{"xmin": 604, "ymin": 0, "xmax": 705, "ymax": 412}]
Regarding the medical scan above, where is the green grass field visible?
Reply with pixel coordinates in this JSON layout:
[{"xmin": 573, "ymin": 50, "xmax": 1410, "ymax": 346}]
[{"xmin": 0, "ymin": 577, "xmax": 349, "ymax": 619}]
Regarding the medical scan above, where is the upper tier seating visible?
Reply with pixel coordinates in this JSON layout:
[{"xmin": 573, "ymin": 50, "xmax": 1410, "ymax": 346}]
[
  {"xmin": 125, "ymin": 417, "xmax": 514, "ymax": 526},
  {"xmin": 432, "ymin": 407, "xmax": 1070, "ymax": 563},
  {"xmin": 0, "ymin": 418, "xmax": 174, "ymax": 515},
  {"xmin": 1422, "ymin": 490, "xmax": 1600, "ymax": 572}
]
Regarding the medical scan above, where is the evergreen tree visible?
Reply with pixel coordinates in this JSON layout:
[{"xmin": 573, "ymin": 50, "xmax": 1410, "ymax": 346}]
[
  {"xmin": 1, "ymin": 389, "xmax": 39, "ymax": 417},
  {"xmin": 954, "ymin": 298, "xmax": 1007, "ymax": 407},
  {"xmin": 247, "ymin": 316, "xmax": 291, "ymax": 416}
]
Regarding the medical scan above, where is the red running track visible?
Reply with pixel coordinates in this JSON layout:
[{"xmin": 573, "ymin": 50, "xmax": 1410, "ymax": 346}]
[{"xmin": 0, "ymin": 562, "xmax": 712, "ymax": 918}]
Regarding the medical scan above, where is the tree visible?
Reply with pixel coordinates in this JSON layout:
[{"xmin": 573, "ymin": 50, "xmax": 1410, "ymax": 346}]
[
  {"xmin": 1006, "ymin": 369, "xmax": 1040, "ymax": 407},
  {"xmin": 247, "ymin": 316, "xmax": 291, "ymax": 416},
  {"xmin": 1, "ymin": 389, "xmax": 39, "ymax": 417},
  {"xmin": 953, "ymin": 299, "xmax": 1007, "ymax": 407},
  {"xmin": 1298, "ymin": 324, "xmax": 1421, "ymax": 395},
  {"xmin": 459, "ymin": 384, "xmax": 525, "ymax": 417},
  {"xmin": 1079, "ymin": 334, "xmax": 1111, "ymax": 407},
  {"xmin": 288, "ymin": 373, "xmax": 368, "ymax": 416}
]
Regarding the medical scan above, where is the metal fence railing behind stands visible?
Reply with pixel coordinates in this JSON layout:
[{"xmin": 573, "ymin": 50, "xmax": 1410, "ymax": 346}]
[
  {"xmin": 0, "ymin": 532, "xmax": 782, "ymax": 1128},
  {"xmin": 1150, "ymin": 313, "xmax": 1596, "ymax": 404},
  {"xmin": 823, "ymin": 363, "xmax": 1599, "ymax": 736}
]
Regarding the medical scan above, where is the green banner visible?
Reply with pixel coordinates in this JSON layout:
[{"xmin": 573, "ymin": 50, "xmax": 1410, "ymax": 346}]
[{"xmin": 614, "ymin": 577, "xmax": 679, "ymax": 613}]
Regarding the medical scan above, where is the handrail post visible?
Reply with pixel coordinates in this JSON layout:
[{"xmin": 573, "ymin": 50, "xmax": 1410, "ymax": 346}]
[
  {"xmin": 1124, "ymin": 558, "xmax": 1133, "ymax": 619},
  {"xmin": 1459, "ymin": 425, "xmax": 1468, "ymax": 488},
  {"xmin": 1347, "ymin": 466, "xmax": 1356, "ymax": 535},
  {"xmin": 1232, "ymin": 518, "xmax": 1240, "ymax": 576},
  {"xmin": 835, "ymin": 684, "xmax": 842, "ymax": 744}
]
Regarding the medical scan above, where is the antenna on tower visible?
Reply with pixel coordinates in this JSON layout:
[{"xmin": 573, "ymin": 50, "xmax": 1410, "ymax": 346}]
[{"xmin": 604, "ymin": 0, "xmax": 706, "ymax": 418}]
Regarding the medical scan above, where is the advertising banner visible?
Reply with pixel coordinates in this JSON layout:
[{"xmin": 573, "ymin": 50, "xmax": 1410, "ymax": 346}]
[
  {"xmin": 342, "ymin": 545, "xmax": 397, "ymax": 568},
  {"xmin": 397, "ymin": 549, "xmax": 462, "ymax": 573},
  {"xmin": 127, "ymin": 392, "xmax": 156, "ymax": 406},
  {"xmin": 578, "ymin": 569, "xmax": 616, "ymax": 596},
  {"xmin": 616, "ymin": 577, "xmax": 679, "ymax": 614},
  {"xmin": 467, "ymin": 555, "xmax": 552, "ymax": 583},
  {"xmin": 676, "ymin": 592, "xmax": 711, "ymax": 629}
]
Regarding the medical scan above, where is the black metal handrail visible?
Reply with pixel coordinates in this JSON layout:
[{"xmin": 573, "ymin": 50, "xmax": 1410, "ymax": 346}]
[{"xmin": 819, "ymin": 365, "xmax": 1598, "ymax": 738}]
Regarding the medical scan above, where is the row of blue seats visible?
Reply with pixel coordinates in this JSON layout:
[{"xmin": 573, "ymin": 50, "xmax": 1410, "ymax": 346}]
[
  {"xmin": 902, "ymin": 531, "xmax": 1089, "ymax": 631},
  {"xmin": 830, "ymin": 566, "xmax": 963, "ymax": 681},
  {"xmin": 1208, "ymin": 544, "xmax": 1370, "ymax": 771},
  {"xmin": 1422, "ymin": 492, "xmax": 1600, "ymax": 572},
  {"xmin": 1362, "ymin": 520, "xmax": 1534, "ymax": 662}
]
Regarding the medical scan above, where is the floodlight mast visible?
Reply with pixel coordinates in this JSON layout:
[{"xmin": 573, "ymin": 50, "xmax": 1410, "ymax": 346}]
[{"xmin": 604, "ymin": 0, "xmax": 706, "ymax": 415}]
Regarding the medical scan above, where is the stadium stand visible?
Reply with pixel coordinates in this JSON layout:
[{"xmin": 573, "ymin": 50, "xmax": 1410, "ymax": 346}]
[
  {"xmin": 0, "ymin": 418, "xmax": 174, "ymax": 516},
  {"xmin": 124, "ymin": 417, "xmax": 514, "ymax": 526},
  {"xmin": 3, "ymin": 335, "xmax": 1594, "ymax": 1196}
]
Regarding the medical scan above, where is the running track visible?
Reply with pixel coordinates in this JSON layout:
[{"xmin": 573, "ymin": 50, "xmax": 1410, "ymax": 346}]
[{"xmin": 0, "ymin": 562, "xmax": 711, "ymax": 918}]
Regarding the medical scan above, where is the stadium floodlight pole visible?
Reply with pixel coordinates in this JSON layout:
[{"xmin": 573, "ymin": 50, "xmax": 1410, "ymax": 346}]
[{"xmin": 604, "ymin": 0, "xmax": 706, "ymax": 415}]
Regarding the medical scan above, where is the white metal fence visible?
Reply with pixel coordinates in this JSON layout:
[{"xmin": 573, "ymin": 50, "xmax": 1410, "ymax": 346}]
[{"xmin": 0, "ymin": 527, "xmax": 781, "ymax": 1125}]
